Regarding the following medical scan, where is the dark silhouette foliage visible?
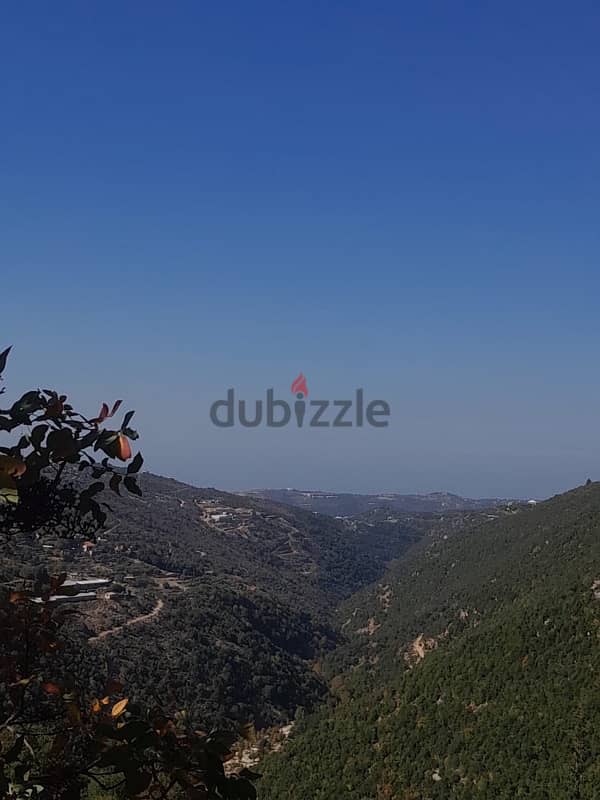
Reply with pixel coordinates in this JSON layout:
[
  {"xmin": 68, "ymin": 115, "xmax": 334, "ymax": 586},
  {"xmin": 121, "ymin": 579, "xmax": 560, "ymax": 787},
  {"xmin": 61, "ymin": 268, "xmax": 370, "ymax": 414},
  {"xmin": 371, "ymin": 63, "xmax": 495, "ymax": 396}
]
[{"xmin": 0, "ymin": 347, "xmax": 258, "ymax": 799}]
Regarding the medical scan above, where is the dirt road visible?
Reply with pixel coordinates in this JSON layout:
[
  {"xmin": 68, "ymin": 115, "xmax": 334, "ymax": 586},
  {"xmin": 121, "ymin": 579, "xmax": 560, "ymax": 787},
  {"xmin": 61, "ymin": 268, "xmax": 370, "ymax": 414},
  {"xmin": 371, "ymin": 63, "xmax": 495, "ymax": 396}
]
[{"xmin": 89, "ymin": 598, "xmax": 164, "ymax": 643}]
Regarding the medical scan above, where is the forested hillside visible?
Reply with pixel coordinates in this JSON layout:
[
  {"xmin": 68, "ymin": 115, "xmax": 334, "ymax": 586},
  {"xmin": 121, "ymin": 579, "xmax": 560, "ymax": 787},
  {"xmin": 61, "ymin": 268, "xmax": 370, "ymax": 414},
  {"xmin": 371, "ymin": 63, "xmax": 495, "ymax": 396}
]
[
  {"xmin": 259, "ymin": 483, "xmax": 600, "ymax": 798},
  {"xmin": 243, "ymin": 488, "xmax": 513, "ymax": 517},
  {"xmin": 2, "ymin": 472, "xmax": 431, "ymax": 730}
]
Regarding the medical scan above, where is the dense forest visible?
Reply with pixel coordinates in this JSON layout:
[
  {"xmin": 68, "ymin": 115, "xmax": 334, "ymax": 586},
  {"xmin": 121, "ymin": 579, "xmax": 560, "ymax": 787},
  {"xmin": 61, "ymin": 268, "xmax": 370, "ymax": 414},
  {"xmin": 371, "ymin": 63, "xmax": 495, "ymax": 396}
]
[{"xmin": 259, "ymin": 483, "xmax": 600, "ymax": 798}]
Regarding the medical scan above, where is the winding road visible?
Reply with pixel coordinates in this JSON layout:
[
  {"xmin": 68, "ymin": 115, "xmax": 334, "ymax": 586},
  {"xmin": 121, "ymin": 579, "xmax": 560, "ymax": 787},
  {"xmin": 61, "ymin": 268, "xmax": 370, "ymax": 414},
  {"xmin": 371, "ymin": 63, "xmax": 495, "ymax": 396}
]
[{"xmin": 88, "ymin": 598, "xmax": 164, "ymax": 643}]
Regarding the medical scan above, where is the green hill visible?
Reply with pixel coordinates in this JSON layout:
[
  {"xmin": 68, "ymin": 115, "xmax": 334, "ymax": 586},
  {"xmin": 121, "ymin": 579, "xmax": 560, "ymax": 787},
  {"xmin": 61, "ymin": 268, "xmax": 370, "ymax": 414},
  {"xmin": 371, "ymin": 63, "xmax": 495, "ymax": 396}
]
[{"xmin": 259, "ymin": 483, "xmax": 600, "ymax": 799}]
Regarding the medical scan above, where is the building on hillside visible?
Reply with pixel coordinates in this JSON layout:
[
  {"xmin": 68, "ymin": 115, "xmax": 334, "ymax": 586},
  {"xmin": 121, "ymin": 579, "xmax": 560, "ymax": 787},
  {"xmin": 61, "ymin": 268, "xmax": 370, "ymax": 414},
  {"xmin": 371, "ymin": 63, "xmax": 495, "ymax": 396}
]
[{"xmin": 30, "ymin": 577, "xmax": 112, "ymax": 605}]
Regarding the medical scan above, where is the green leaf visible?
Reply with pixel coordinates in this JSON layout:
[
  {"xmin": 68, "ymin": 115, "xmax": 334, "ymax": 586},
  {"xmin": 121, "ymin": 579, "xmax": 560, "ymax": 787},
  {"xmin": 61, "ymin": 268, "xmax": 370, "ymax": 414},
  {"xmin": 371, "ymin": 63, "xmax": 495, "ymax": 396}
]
[
  {"xmin": 124, "ymin": 768, "xmax": 152, "ymax": 796},
  {"xmin": 30, "ymin": 424, "xmax": 49, "ymax": 449},
  {"xmin": 118, "ymin": 720, "xmax": 150, "ymax": 742},
  {"xmin": 0, "ymin": 346, "xmax": 11, "ymax": 376},
  {"xmin": 122, "ymin": 410, "xmax": 136, "ymax": 430},
  {"xmin": 10, "ymin": 390, "xmax": 44, "ymax": 421},
  {"xmin": 127, "ymin": 453, "xmax": 144, "ymax": 475},
  {"xmin": 85, "ymin": 482, "xmax": 105, "ymax": 497},
  {"xmin": 47, "ymin": 428, "xmax": 76, "ymax": 458},
  {"xmin": 94, "ymin": 430, "xmax": 119, "ymax": 452},
  {"xmin": 124, "ymin": 476, "xmax": 142, "ymax": 496}
]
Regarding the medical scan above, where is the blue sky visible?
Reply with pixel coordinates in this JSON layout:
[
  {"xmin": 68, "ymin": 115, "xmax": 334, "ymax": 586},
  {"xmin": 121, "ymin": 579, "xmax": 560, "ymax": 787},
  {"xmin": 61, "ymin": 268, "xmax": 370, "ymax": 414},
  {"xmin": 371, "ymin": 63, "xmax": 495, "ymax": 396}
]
[{"xmin": 2, "ymin": 2, "xmax": 600, "ymax": 498}]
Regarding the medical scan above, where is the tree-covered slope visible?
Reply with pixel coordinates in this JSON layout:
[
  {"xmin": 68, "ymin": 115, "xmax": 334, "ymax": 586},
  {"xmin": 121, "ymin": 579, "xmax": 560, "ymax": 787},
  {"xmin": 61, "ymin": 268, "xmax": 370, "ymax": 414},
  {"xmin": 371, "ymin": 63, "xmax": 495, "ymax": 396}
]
[
  {"xmin": 1, "ymin": 472, "xmax": 430, "ymax": 730},
  {"xmin": 259, "ymin": 483, "xmax": 600, "ymax": 799},
  {"xmin": 243, "ymin": 488, "xmax": 512, "ymax": 517}
]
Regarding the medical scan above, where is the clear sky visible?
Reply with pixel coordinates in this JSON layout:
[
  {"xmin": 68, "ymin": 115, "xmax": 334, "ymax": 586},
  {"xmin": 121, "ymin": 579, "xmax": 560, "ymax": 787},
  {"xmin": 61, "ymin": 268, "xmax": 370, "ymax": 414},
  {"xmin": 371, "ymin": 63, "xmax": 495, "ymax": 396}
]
[{"xmin": 2, "ymin": 2, "xmax": 600, "ymax": 498}]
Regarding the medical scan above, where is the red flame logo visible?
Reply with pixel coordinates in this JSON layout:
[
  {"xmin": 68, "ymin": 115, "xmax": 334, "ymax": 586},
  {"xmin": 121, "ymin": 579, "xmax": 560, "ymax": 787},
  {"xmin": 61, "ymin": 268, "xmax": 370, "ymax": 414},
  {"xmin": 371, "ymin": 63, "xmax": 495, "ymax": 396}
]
[{"xmin": 291, "ymin": 373, "xmax": 308, "ymax": 397}]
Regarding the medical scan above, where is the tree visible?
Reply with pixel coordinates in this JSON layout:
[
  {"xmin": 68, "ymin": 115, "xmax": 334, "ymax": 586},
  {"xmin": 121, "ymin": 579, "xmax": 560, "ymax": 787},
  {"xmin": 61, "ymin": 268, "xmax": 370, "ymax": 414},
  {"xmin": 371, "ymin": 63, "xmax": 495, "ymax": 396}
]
[{"xmin": 0, "ymin": 346, "xmax": 258, "ymax": 800}]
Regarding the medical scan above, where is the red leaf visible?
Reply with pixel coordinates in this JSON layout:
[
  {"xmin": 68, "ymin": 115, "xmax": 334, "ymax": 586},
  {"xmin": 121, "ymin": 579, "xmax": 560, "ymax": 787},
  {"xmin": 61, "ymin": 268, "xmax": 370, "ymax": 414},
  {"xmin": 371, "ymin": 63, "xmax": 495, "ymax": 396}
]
[{"xmin": 91, "ymin": 400, "xmax": 123, "ymax": 425}]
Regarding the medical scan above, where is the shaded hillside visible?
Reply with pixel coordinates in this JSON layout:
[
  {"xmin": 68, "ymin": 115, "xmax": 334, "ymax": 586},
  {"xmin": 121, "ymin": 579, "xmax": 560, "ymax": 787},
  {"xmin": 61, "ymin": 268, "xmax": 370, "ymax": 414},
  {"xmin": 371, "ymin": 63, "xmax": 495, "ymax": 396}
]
[
  {"xmin": 90, "ymin": 472, "xmax": 385, "ymax": 612},
  {"xmin": 343, "ymin": 506, "xmax": 515, "ymax": 574},
  {"xmin": 259, "ymin": 482, "xmax": 600, "ymax": 798},
  {"xmin": 1, "ymin": 472, "xmax": 432, "ymax": 729},
  {"xmin": 243, "ymin": 488, "xmax": 515, "ymax": 516}
]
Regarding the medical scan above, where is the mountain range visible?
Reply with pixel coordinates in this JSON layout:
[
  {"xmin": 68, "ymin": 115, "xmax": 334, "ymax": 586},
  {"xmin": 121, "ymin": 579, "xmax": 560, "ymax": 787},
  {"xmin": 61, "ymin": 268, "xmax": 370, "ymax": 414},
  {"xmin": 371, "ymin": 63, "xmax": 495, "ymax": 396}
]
[{"xmin": 241, "ymin": 488, "xmax": 518, "ymax": 516}]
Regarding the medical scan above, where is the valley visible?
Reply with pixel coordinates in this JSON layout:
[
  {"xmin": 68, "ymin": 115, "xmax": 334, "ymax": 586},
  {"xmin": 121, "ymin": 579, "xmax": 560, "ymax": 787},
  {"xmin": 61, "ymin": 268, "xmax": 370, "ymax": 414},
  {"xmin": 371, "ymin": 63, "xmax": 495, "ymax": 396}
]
[
  {"xmin": 1, "ymin": 472, "xmax": 446, "ymax": 732},
  {"xmin": 259, "ymin": 481, "xmax": 600, "ymax": 798},
  {"xmin": 3, "ymin": 472, "xmax": 598, "ymax": 798}
]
